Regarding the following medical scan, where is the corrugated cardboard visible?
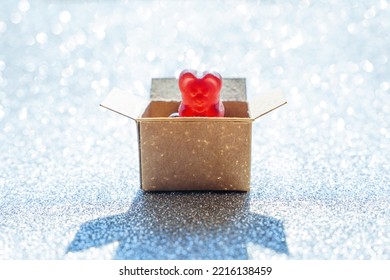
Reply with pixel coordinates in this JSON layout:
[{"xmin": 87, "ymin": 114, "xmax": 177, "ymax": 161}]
[{"xmin": 101, "ymin": 78, "xmax": 286, "ymax": 191}]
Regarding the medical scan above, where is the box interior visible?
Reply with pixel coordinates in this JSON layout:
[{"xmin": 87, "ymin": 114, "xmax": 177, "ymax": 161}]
[{"xmin": 141, "ymin": 101, "xmax": 250, "ymax": 118}]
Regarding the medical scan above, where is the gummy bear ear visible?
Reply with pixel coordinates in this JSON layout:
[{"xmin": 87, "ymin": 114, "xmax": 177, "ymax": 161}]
[
  {"xmin": 203, "ymin": 72, "xmax": 222, "ymax": 92},
  {"xmin": 178, "ymin": 70, "xmax": 197, "ymax": 93}
]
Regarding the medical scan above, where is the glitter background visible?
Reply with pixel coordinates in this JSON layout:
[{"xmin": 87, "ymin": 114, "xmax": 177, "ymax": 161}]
[{"xmin": 0, "ymin": 0, "xmax": 389, "ymax": 259}]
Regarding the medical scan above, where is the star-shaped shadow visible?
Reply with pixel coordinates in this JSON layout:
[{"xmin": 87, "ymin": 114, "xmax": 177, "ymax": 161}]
[{"xmin": 67, "ymin": 192, "xmax": 288, "ymax": 259}]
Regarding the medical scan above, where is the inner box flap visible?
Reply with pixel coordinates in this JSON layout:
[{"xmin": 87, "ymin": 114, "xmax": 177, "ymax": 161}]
[
  {"xmin": 249, "ymin": 89, "xmax": 287, "ymax": 120},
  {"xmin": 100, "ymin": 88, "xmax": 149, "ymax": 121}
]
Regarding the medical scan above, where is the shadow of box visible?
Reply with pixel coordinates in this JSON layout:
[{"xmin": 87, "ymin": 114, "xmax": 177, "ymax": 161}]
[
  {"xmin": 68, "ymin": 192, "xmax": 289, "ymax": 259},
  {"xmin": 101, "ymin": 78, "xmax": 286, "ymax": 191}
]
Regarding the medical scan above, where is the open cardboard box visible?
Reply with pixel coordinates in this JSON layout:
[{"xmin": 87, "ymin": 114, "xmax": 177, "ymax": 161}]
[{"xmin": 101, "ymin": 78, "xmax": 286, "ymax": 191}]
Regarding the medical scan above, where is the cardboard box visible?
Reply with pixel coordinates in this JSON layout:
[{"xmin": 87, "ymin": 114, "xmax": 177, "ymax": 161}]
[{"xmin": 101, "ymin": 78, "xmax": 286, "ymax": 191}]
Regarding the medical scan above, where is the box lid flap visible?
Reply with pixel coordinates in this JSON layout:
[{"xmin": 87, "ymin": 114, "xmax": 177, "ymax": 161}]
[
  {"xmin": 151, "ymin": 78, "xmax": 247, "ymax": 101},
  {"xmin": 100, "ymin": 88, "xmax": 148, "ymax": 121},
  {"xmin": 249, "ymin": 89, "xmax": 287, "ymax": 120}
]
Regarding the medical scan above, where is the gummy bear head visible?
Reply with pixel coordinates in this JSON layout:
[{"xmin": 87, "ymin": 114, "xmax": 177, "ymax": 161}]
[{"xmin": 178, "ymin": 69, "xmax": 222, "ymax": 109}]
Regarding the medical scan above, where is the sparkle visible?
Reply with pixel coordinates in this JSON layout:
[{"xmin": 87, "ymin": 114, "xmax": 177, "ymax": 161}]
[
  {"xmin": 36, "ymin": 32, "xmax": 48, "ymax": 44},
  {"xmin": 11, "ymin": 13, "xmax": 22, "ymax": 24},
  {"xmin": 18, "ymin": 0, "xmax": 30, "ymax": 13},
  {"xmin": 310, "ymin": 74, "xmax": 321, "ymax": 85},
  {"xmin": 336, "ymin": 118, "xmax": 345, "ymax": 131},
  {"xmin": 59, "ymin": 10, "xmax": 71, "ymax": 23},
  {"xmin": 0, "ymin": 21, "xmax": 7, "ymax": 33},
  {"xmin": 364, "ymin": 7, "xmax": 376, "ymax": 19},
  {"xmin": 362, "ymin": 60, "xmax": 374, "ymax": 72}
]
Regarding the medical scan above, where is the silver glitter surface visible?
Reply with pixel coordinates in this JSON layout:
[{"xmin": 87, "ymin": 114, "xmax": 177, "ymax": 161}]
[{"xmin": 0, "ymin": 0, "xmax": 389, "ymax": 259}]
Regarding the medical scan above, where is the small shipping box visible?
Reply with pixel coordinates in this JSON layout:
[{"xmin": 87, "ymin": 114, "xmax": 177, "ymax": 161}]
[{"xmin": 101, "ymin": 78, "xmax": 286, "ymax": 191}]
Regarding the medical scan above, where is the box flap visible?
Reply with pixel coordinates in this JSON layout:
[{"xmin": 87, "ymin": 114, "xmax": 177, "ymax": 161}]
[
  {"xmin": 100, "ymin": 88, "xmax": 148, "ymax": 121},
  {"xmin": 249, "ymin": 89, "xmax": 287, "ymax": 120},
  {"xmin": 151, "ymin": 78, "xmax": 247, "ymax": 101}
]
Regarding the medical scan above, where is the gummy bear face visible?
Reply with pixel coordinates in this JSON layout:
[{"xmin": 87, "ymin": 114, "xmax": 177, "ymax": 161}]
[{"xmin": 178, "ymin": 70, "xmax": 222, "ymax": 109}]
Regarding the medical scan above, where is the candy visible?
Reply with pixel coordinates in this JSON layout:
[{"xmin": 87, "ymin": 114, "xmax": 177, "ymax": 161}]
[{"xmin": 178, "ymin": 69, "xmax": 225, "ymax": 117}]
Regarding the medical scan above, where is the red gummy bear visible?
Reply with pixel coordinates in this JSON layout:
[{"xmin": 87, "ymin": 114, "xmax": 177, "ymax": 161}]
[{"xmin": 178, "ymin": 69, "xmax": 225, "ymax": 117}]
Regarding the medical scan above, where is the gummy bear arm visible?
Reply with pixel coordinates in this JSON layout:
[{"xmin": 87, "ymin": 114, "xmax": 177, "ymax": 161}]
[
  {"xmin": 218, "ymin": 101, "xmax": 225, "ymax": 117},
  {"xmin": 178, "ymin": 103, "xmax": 194, "ymax": 117},
  {"xmin": 209, "ymin": 102, "xmax": 224, "ymax": 117}
]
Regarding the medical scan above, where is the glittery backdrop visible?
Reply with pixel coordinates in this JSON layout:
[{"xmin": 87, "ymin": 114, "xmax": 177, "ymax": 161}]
[{"xmin": 0, "ymin": 0, "xmax": 389, "ymax": 259}]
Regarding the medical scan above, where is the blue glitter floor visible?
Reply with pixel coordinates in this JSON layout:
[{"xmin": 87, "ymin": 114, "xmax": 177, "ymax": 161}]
[{"xmin": 0, "ymin": 0, "xmax": 389, "ymax": 259}]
